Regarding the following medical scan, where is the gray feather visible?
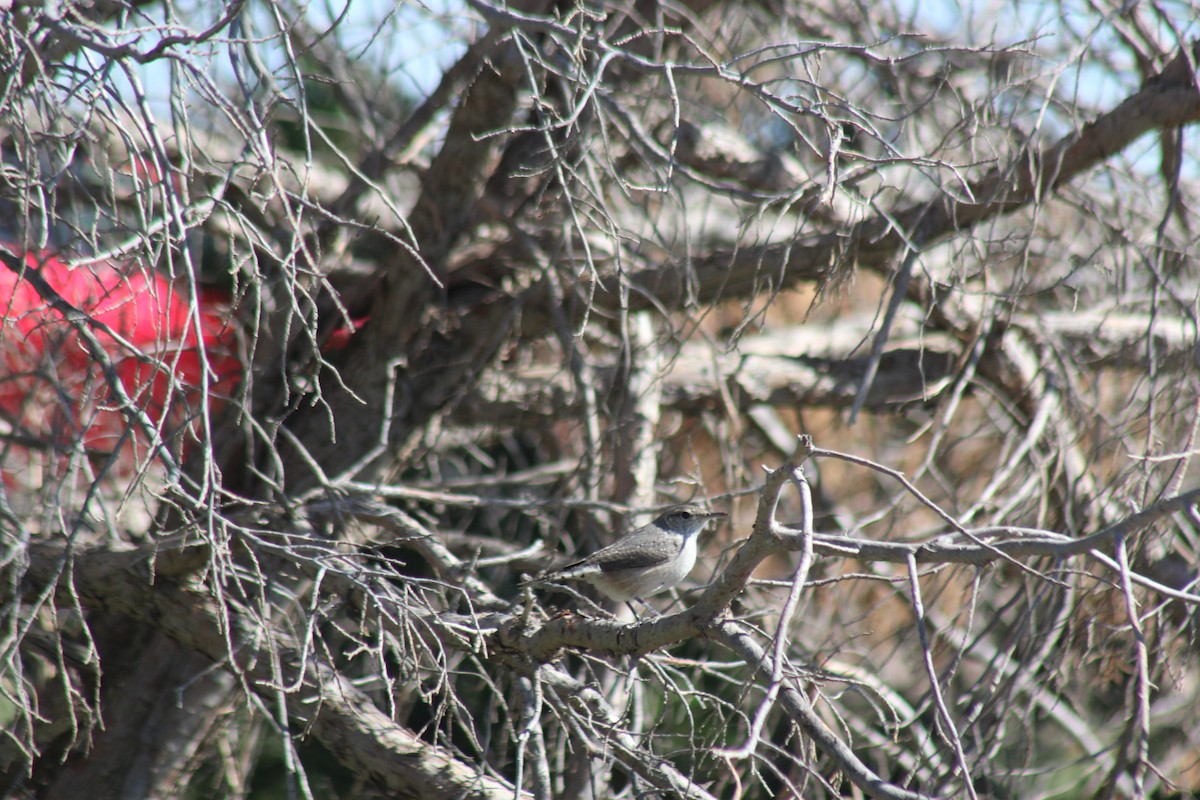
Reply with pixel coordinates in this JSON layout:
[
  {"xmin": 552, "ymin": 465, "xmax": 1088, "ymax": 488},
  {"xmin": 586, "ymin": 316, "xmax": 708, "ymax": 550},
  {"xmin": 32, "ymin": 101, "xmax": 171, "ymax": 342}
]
[{"xmin": 531, "ymin": 503, "xmax": 725, "ymax": 601}]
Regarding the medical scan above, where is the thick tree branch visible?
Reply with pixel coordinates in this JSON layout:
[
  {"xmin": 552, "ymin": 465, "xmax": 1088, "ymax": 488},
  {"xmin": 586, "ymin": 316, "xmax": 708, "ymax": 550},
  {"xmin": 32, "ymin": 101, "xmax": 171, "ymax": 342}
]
[
  {"xmin": 14, "ymin": 544, "xmax": 528, "ymax": 800},
  {"xmin": 271, "ymin": 36, "xmax": 533, "ymax": 491},
  {"xmin": 616, "ymin": 42, "xmax": 1200, "ymax": 309},
  {"xmin": 452, "ymin": 307, "xmax": 1198, "ymax": 431}
]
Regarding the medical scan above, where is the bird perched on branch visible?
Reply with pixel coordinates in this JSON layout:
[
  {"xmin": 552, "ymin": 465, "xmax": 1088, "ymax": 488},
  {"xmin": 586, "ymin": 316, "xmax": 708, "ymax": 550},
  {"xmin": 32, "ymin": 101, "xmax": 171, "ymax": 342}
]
[{"xmin": 526, "ymin": 504, "xmax": 726, "ymax": 604}]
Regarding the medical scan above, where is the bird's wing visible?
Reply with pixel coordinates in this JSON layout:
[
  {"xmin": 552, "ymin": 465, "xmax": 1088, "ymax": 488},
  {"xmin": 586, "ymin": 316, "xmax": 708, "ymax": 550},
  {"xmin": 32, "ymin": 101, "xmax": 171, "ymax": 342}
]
[
  {"xmin": 592, "ymin": 548, "xmax": 672, "ymax": 572},
  {"xmin": 589, "ymin": 532, "xmax": 677, "ymax": 572}
]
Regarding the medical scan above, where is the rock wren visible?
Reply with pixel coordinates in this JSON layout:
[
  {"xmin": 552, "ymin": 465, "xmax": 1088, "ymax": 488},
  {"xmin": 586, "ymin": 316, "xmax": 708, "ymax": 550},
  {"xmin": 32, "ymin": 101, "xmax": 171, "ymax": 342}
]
[{"xmin": 528, "ymin": 504, "xmax": 726, "ymax": 603}]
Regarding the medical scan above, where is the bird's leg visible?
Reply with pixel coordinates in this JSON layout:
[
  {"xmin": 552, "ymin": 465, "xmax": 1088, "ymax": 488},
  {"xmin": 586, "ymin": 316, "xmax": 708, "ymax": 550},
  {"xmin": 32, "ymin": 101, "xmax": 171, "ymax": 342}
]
[{"xmin": 628, "ymin": 597, "xmax": 660, "ymax": 619}]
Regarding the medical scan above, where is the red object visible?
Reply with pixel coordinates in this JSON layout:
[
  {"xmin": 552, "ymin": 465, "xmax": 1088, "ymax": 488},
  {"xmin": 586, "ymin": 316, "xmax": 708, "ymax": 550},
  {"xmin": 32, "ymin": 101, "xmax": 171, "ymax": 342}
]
[
  {"xmin": 0, "ymin": 246, "xmax": 241, "ymax": 459},
  {"xmin": 323, "ymin": 315, "xmax": 368, "ymax": 351}
]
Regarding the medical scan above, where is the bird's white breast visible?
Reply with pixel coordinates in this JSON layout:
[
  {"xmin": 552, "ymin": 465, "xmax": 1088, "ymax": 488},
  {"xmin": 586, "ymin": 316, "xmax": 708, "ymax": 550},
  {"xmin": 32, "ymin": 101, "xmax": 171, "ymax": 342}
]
[{"xmin": 672, "ymin": 533, "xmax": 699, "ymax": 583}]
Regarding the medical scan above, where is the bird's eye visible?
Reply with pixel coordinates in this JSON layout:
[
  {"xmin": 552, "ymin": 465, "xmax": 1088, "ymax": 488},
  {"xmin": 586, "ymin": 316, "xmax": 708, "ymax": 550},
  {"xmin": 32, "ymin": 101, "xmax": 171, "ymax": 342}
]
[{"xmin": 680, "ymin": 510, "xmax": 692, "ymax": 519}]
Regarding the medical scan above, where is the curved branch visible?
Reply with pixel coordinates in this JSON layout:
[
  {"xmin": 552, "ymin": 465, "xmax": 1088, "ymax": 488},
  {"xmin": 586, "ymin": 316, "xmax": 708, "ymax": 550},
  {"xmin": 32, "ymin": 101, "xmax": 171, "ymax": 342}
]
[
  {"xmin": 616, "ymin": 41, "xmax": 1200, "ymax": 309},
  {"xmin": 497, "ymin": 469, "xmax": 1200, "ymax": 663},
  {"xmin": 711, "ymin": 622, "xmax": 932, "ymax": 800}
]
